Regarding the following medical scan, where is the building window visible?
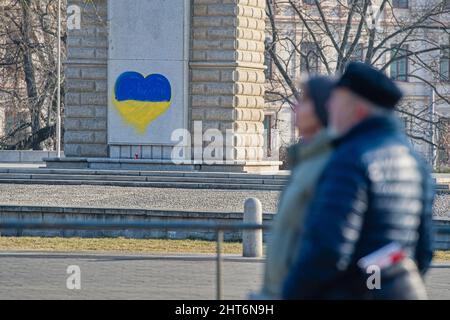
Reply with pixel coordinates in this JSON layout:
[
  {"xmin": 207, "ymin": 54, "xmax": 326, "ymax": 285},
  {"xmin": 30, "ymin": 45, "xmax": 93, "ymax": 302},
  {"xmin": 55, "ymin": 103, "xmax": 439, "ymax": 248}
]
[
  {"xmin": 264, "ymin": 115, "xmax": 273, "ymax": 157},
  {"xmin": 399, "ymin": 115, "xmax": 410, "ymax": 133},
  {"xmin": 4, "ymin": 110, "xmax": 17, "ymax": 135},
  {"xmin": 440, "ymin": 47, "xmax": 450, "ymax": 82},
  {"xmin": 437, "ymin": 118, "xmax": 450, "ymax": 167},
  {"xmin": 265, "ymin": 39, "xmax": 275, "ymax": 80},
  {"xmin": 350, "ymin": 43, "xmax": 363, "ymax": 61},
  {"xmin": 445, "ymin": 0, "xmax": 450, "ymax": 10},
  {"xmin": 393, "ymin": 0, "xmax": 408, "ymax": 9},
  {"xmin": 347, "ymin": 0, "xmax": 361, "ymax": 6},
  {"xmin": 300, "ymin": 42, "xmax": 319, "ymax": 75},
  {"xmin": 390, "ymin": 44, "xmax": 409, "ymax": 81},
  {"xmin": 344, "ymin": 42, "xmax": 363, "ymax": 63},
  {"xmin": 267, "ymin": 0, "xmax": 281, "ymax": 15},
  {"xmin": 287, "ymin": 32, "xmax": 297, "ymax": 79}
]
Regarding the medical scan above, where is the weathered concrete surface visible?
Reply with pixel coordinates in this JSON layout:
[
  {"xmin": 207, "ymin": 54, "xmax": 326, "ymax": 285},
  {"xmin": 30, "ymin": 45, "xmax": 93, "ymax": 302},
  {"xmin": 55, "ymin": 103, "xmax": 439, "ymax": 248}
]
[
  {"xmin": 0, "ymin": 204, "xmax": 449, "ymax": 248},
  {"xmin": 0, "ymin": 183, "xmax": 448, "ymax": 219},
  {"xmin": 0, "ymin": 252, "xmax": 448, "ymax": 300},
  {"xmin": 0, "ymin": 205, "xmax": 274, "ymax": 242},
  {"xmin": 0, "ymin": 184, "xmax": 280, "ymax": 213},
  {"xmin": 108, "ymin": 0, "xmax": 189, "ymax": 146},
  {"xmin": 0, "ymin": 151, "xmax": 63, "ymax": 163}
]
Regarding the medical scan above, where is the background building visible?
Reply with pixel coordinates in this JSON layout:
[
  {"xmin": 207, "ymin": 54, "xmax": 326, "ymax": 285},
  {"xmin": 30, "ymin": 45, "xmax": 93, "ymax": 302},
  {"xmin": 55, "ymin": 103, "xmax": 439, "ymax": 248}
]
[
  {"xmin": 264, "ymin": 0, "xmax": 450, "ymax": 168},
  {"xmin": 1, "ymin": 0, "xmax": 449, "ymax": 170}
]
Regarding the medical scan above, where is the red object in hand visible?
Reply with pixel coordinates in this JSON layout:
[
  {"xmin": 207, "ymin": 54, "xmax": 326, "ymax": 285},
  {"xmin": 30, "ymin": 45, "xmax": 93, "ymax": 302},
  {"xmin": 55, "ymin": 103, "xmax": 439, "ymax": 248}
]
[
  {"xmin": 358, "ymin": 242, "xmax": 406, "ymax": 270},
  {"xmin": 390, "ymin": 251, "xmax": 406, "ymax": 264}
]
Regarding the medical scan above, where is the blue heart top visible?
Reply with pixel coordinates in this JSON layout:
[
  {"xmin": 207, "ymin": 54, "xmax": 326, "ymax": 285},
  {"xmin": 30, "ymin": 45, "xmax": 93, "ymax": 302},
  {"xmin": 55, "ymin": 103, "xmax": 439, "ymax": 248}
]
[{"xmin": 114, "ymin": 72, "xmax": 171, "ymax": 102}]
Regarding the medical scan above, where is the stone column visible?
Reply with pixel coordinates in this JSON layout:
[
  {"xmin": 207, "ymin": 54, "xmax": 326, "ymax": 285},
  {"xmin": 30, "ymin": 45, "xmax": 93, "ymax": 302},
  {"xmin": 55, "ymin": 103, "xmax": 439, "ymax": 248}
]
[
  {"xmin": 191, "ymin": 0, "xmax": 267, "ymax": 163},
  {"xmin": 64, "ymin": 0, "xmax": 108, "ymax": 158}
]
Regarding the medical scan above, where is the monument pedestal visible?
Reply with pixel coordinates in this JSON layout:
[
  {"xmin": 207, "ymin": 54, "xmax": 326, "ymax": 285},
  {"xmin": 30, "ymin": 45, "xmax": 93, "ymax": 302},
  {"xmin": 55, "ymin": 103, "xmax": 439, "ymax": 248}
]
[
  {"xmin": 44, "ymin": 157, "xmax": 281, "ymax": 173},
  {"xmin": 62, "ymin": 0, "xmax": 276, "ymax": 173}
]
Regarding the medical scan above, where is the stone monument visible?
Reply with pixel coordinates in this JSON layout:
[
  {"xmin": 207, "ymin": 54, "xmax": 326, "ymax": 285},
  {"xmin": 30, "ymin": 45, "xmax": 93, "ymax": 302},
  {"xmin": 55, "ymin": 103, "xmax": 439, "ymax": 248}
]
[{"xmin": 47, "ymin": 0, "xmax": 280, "ymax": 172}]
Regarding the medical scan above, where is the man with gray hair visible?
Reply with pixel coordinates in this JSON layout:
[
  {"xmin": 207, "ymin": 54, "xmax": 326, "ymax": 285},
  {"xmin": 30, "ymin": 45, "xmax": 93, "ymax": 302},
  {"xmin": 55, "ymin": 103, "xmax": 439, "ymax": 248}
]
[{"xmin": 282, "ymin": 62, "xmax": 434, "ymax": 300}]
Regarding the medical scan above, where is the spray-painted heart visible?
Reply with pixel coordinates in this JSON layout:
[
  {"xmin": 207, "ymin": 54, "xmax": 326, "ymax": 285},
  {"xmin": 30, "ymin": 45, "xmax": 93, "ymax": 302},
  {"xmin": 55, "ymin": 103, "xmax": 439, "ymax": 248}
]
[{"xmin": 113, "ymin": 72, "xmax": 172, "ymax": 134}]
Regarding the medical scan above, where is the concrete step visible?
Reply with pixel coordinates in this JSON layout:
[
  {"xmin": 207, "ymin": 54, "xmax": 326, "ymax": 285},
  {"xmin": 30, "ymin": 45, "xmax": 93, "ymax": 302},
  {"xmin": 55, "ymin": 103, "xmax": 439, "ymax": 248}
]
[
  {"xmin": 0, "ymin": 168, "xmax": 289, "ymax": 190},
  {"xmin": 0, "ymin": 178, "xmax": 285, "ymax": 190},
  {"xmin": 0, "ymin": 168, "xmax": 446, "ymax": 191},
  {"xmin": 0, "ymin": 168, "xmax": 290, "ymax": 180},
  {"xmin": 0, "ymin": 172, "xmax": 288, "ymax": 185}
]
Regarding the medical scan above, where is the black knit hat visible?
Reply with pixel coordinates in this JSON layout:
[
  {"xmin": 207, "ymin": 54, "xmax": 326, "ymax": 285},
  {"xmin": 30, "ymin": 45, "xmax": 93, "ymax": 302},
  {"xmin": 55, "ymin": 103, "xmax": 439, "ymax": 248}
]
[
  {"xmin": 304, "ymin": 76, "xmax": 335, "ymax": 127},
  {"xmin": 335, "ymin": 62, "xmax": 403, "ymax": 109}
]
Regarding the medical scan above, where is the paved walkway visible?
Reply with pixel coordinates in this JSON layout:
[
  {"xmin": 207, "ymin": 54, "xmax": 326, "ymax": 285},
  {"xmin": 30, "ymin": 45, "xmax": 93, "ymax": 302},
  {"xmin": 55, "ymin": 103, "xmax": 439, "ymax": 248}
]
[
  {"xmin": 0, "ymin": 252, "xmax": 263, "ymax": 300},
  {"xmin": 0, "ymin": 183, "xmax": 449, "ymax": 219},
  {"xmin": 0, "ymin": 184, "xmax": 280, "ymax": 213},
  {"xmin": 0, "ymin": 252, "xmax": 448, "ymax": 300}
]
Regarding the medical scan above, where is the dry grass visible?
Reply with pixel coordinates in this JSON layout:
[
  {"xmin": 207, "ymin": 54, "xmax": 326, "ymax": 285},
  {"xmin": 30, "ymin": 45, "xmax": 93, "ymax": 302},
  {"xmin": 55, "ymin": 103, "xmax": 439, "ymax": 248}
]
[
  {"xmin": 434, "ymin": 251, "xmax": 450, "ymax": 262},
  {"xmin": 0, "ymin": 237, "xmax": 448, "ymax": 261},
  {"xmin": 0, "ymin": 237, "xmax": 243, "ymax": 254}
]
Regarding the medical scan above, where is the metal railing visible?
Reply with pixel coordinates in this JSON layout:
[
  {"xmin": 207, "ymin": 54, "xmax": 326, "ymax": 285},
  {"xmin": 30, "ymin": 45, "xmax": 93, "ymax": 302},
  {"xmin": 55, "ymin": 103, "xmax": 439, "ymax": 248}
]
[{"xmin": 0, "ymin": 219, "xmax": 269, "ymax": 300}]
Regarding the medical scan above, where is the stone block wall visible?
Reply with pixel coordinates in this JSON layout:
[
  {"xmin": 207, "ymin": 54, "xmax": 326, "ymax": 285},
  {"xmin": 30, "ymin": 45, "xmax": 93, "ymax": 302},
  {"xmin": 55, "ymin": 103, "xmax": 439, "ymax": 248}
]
[
  {"xmin": 64, "ymin": 0, "xmax": 108, "ymax": 157},
  {"xmin": 191, "ymin": 0, "xmax": 266, "ymax": 161}
]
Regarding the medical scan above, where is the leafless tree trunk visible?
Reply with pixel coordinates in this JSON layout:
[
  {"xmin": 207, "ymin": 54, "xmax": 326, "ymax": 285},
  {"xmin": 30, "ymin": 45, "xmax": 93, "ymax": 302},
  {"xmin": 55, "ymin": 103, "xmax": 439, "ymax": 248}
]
[
  {"xmin": 0, "ymin": 0, "xmax": 65, "ymax": 150},
  {"xmin": 21, "ymin": 0, "xmax": 41, "ymax": 149}
]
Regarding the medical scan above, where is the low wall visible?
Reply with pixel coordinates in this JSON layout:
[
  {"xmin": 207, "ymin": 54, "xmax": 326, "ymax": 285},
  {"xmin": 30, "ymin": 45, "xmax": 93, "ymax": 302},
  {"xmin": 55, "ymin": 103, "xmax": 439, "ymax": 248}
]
[
  {"xmin": 0, "ymin": 205, "xmax": 274, "ymax": 242},
  {"xmin": 434, "ymin": 219, "xmax": 450, "ymax": 250},
  {"xmin": 0, "ymin": 151, "xmax": 63, "ymax": 163},
  {"xmin": 0, "ymin": 205, "xmax": 449, "ymax": 250}
]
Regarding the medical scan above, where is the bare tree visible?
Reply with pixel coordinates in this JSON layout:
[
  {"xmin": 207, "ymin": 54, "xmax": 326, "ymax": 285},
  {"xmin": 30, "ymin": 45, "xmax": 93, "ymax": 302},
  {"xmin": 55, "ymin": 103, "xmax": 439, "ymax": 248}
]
[
  {"xmin": 265, "ymin": 0, "xmax": 450, "ymax": 165},
  {"xmin": 0, "ymin": 0, "xmax": 65, "ymax": 150}
]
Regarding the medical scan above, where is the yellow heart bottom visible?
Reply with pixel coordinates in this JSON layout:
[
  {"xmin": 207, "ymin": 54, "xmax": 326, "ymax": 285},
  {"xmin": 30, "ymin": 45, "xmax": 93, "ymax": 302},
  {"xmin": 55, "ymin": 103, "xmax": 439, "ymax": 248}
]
[{"xmin": 113, "ymin": 98, "xmax": 171, "ymax": 134}]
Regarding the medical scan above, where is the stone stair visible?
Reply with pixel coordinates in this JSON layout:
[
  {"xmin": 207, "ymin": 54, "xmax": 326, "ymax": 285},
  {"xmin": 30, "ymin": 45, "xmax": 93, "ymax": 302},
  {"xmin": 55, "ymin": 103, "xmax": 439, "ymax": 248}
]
[
  {"xmin": 0, "ymin": 168, "xmax": 448, "ymax": 191},
  {"xmin": 0, "ymin": 168, "xmax": 290, "ymax": 191}
]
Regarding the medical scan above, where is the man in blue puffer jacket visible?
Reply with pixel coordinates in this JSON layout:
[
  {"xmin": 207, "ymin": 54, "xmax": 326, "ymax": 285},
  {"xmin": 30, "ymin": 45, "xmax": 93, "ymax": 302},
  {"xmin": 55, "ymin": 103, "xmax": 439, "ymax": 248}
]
[{"xmin": 282, "ymin": 62, "xmax": 434, "ymax": 300}]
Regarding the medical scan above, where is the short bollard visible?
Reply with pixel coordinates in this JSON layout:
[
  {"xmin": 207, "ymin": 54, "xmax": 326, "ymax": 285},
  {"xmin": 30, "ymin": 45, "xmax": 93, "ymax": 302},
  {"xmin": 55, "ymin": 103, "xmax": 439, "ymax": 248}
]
[{"xmin": 243, "ymin": 197, "xmax": 263, "ymax": 258}]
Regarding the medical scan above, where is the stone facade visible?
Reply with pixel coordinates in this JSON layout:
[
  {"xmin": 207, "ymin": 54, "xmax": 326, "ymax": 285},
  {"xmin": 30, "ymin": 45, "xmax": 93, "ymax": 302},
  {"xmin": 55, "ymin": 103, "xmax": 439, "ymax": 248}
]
[
  {"xmin": 191, "ymin": 0, "xmax": 266, "ymax": 161},
  {"xmin": 63, "ymin": 0, "xmax": 272, "ymax": 169},
  {"xmin": 64, "ymin": 0, "xmax": 108, "ymax": 158},
  {"xmin": 265, "ymin": 1, "xmax": 450, "ymax": 166}
]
